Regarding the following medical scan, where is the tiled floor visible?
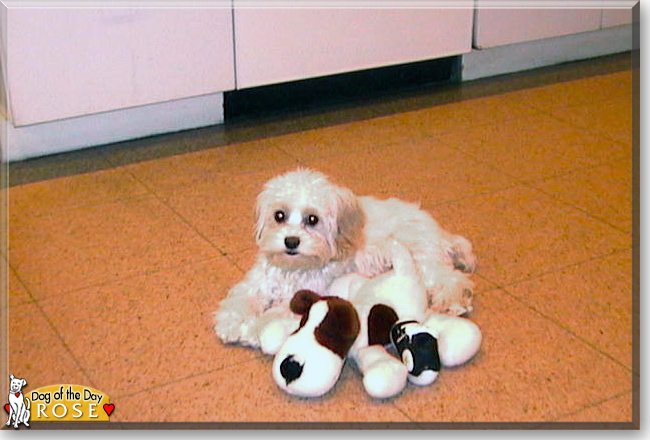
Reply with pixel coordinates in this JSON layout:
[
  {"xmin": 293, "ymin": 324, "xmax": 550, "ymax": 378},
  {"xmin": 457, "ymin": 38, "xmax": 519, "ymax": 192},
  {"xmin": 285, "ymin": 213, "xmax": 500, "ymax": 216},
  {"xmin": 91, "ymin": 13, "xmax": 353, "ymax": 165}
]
[{"xmin": 4, "ymin": 53, "xmax": 637, "ymax": 427}]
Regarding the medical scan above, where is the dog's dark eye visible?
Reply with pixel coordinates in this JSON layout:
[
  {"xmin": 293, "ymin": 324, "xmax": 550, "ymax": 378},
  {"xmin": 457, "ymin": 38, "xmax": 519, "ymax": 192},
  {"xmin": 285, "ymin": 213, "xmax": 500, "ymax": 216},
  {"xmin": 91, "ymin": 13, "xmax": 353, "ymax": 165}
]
[
  {"xmin": 306, "ymin": 214, "xmax": 319, "ymax": 226},
  {"xmin": 274, "ymin": 210, "xmax": 286, "ymax": 223}
]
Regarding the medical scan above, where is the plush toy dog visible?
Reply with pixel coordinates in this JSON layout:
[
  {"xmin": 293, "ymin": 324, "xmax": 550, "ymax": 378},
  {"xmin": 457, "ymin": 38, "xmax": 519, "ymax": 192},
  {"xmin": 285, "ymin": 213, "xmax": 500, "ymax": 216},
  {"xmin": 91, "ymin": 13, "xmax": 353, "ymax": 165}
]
[{"xmin": 261, "ymin": 242, "xmax": 482, "ymax": 399}]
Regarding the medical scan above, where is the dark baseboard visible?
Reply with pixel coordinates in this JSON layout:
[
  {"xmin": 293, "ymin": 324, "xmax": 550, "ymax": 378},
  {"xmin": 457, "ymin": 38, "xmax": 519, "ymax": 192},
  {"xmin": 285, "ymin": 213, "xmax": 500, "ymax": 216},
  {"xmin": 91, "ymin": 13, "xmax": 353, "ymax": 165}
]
[{"xmin": 224, "ymin": 56, "xmax": 462, "ymax": 120}]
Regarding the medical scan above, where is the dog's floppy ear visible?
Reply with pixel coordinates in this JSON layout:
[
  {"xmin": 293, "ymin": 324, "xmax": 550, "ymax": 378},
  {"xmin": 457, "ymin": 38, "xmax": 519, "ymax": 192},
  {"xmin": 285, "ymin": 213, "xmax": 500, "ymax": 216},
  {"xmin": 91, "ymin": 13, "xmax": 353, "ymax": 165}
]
[
  {"xmin": 290, "ymin": 290, "xmax": 322, "ymax": 315},
  {"xmin": 333, "ymin": 187, "xmax": 366, "ymax": 261},
  {"xmin": 21, "ymin": 379, "xmax": 27, "ymax": 387},
  {"xmin": 254, "ymin": 183, "xmax": 275, "ymax": 243}
]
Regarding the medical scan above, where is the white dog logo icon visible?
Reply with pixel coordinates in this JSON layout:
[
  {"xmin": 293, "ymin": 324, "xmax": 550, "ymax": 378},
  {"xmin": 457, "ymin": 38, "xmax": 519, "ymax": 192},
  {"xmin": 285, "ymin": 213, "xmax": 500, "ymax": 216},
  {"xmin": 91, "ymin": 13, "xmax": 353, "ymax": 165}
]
[{"xmin": 6, "ymin": 374, "xmax": 30, "ymax": 428}]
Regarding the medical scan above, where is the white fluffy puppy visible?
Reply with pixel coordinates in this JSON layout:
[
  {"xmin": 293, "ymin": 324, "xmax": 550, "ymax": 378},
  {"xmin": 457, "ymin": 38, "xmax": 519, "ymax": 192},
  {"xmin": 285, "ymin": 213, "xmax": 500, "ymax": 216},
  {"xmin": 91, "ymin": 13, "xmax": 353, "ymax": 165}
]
[{"xmin": 214, "ymin": 168, "xmax": 476, "ymax": 348}]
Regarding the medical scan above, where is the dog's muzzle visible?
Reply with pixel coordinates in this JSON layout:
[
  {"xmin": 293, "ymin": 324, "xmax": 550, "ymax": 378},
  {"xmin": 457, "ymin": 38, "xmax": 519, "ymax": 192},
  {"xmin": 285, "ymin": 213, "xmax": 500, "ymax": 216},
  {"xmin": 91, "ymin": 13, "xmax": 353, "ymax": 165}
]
[{"xmin": 280, "ymin": 355, "xmax": 304, "ymax": 385}]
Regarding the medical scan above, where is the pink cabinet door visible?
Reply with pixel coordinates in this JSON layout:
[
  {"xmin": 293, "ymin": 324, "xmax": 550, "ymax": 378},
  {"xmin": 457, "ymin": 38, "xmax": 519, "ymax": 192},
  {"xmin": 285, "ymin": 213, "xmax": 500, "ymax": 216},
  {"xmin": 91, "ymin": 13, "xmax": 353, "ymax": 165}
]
[
  {"xmin": 5, "ymin": 9, "xmax": 235, "ymax": 126},
  {"xmin": 233, "ymin": 8, "xmax": 473, "ymax": 89},
  {"xmin": 473, "ymin": 8, "xmax": 602, "ymax": 49}
]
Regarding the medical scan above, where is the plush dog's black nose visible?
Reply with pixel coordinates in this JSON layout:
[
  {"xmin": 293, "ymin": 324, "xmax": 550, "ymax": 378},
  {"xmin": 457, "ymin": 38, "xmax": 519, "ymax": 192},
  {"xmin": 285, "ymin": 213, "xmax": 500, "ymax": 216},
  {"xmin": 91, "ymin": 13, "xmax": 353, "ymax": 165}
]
[
  {"xmin": 284, "ymin": 236, "xmax": 300, "ymax": 250},
  {"xmin": 280, "ymin": 355, "xmax": 303, "ymax": 385}
]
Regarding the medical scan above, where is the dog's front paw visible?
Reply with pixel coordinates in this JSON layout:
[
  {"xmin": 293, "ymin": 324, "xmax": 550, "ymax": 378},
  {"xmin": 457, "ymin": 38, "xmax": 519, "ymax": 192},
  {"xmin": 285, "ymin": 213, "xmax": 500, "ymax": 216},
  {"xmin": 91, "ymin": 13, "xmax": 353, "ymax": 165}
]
[
  {"xmin": 427, "ymin": 273, "xmax": 475, "ymax": 317},
  {"xmin": 441, "ymin": 287, "xmax": 474, "ymax": 316},
  {"xmin": 446, "ymin": 302, "xmax": 473, "ymax": 317},
  {"xmin": 237, "ymin": 316, "xmax": 264, "ymax": 348},
  {"xmin": 447, "ymin": 237, "xmax": 478, "ymax": 274},
  {"xmin": 214, "ymin": 309, "xmax": 246, "ymax": 344}
]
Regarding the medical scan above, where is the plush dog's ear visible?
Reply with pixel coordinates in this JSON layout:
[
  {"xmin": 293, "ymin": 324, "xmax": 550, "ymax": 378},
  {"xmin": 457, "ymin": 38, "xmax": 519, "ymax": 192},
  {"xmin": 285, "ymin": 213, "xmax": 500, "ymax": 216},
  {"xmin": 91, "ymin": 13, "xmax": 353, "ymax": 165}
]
[
  {"xmin": 21, "ymin": 379, "xmax": 27, "ymax": 387},
  {"xmin": 315, "ymin": 298, "xmax": 361, "ymax": 358},
  {"xmin": 290, "ymin": 290, "xmax": 322, "ymax": 315},
  {"xmin": 9, "ymin": 374, "xmax": 14, "ymax": 380},
  {"xmin": 333, "ymin": 187, "xmax": 366, "ymax": 261},
  {"xmin": 367, "ymin": 304, "xmax": 399, "ymax": 346}
]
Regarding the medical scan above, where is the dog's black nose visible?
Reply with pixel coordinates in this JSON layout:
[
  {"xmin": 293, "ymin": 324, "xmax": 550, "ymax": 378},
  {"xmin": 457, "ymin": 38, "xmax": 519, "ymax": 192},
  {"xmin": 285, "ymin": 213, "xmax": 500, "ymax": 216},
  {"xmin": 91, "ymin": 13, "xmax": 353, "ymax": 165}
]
[
  {"xmin": 284, "ymin": 236, "xmax": 300, "ymax": 250},
  {"xmin": 280, "ymin": 355, "xmax": 304, "ymax": 385}
]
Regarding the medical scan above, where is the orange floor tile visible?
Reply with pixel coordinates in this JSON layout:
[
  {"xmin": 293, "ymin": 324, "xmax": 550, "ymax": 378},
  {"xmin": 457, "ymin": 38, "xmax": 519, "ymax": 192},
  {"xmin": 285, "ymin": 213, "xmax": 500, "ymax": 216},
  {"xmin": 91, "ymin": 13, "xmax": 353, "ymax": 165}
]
[{"xmin": 3, "ymin": 54, "xmax": 637, "ymax": 428}]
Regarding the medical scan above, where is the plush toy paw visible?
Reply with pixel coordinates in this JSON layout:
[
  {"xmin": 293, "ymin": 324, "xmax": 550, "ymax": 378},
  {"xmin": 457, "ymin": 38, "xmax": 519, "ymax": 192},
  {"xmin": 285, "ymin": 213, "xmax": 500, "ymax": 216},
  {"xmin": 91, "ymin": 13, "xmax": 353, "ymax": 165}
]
[
  {"xmin": 260, "ymin": 318, "xmax": 300, "ymax": 355},
  {"xmin": 390, "ymin": 320, "xmax": 441, "ymax": 386},
  {"xmin": 422, "ymin": 313, "xmax": 482, "ymax": 368},
  {"xmin": 355, "ymin": 345, "xmax": 408, "ymax": 399},
  {"xmin": 363, "ymin": 357, "xmax": 408, "ymax": 399}
]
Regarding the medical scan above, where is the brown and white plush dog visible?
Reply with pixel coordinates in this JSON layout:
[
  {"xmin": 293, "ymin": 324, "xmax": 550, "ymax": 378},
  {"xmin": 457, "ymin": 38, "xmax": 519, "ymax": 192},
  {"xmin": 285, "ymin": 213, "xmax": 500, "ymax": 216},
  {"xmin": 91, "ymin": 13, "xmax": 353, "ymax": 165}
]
[
  {"xmin": 271, "ymin": 290, "xmax": 403, "ymax": 398},
  {"xmin": 265, "ymin": 241, "xmax": 482, "ymax": 399},
  {"xmin": 214, "ymin": 168, "xmax": 476, "ymax": 348}
]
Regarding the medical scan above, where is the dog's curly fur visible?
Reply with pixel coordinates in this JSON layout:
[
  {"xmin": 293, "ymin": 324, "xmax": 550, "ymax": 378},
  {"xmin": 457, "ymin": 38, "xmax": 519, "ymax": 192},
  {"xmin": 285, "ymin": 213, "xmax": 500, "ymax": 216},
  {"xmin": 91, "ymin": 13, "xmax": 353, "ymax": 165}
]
[{"xmin": 214, "ymin": 168, "xmax": 477, "ymax": 348}]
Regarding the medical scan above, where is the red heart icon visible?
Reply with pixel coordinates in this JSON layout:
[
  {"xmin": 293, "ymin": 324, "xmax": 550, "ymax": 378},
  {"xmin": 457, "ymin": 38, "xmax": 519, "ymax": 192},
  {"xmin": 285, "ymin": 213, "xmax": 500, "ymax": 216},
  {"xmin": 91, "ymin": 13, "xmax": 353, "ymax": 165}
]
[
  {"xmin": 103, "ymin": 403, "xmax": 115, "ymax": 416},
  {"xmin": 15, "ymin": 393, "xmax": 20, "ymax": 397},
  {"xmin": 4, "ymin": 403, "xmax": 9, "ymax": 413}
]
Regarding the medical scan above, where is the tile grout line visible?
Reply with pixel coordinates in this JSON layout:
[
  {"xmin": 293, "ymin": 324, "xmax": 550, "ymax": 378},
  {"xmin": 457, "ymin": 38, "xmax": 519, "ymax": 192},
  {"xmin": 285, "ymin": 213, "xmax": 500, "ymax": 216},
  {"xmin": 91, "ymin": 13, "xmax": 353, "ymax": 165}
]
[
  {"xmin": 109, "ymin": 354, "xmax": 267, "ymax": 400},
  {"xmin": 495, "ymin": 282, "xmax": 634, "ymax": 375},
  {"xmin": 7, "ymin": 190, "xmax": 160, "ymax": 223},
  {"xmin": 112, "ymin": 166, "xmax": 234, "ymax": 260},
  {"xmin": 474, "ymin": 247, "xmax": 636, "ymax": 383},
  {"xmin": 493, "ymin": 247, "xmax": 632, "ymax": 291},
  {"xmin": 109, "ymin": 352, "xmax": 421, "ymax": 426},
  {"xmin": 7, "ymin": 264, "xmax": 101, "ymax": 392},
  {"xmin": 23, "ymin": 254, "xmax": 238, "ymax": 302},
  {"xmin": 534, "ymin": 98, "xmax": 633, "ymax": 146},
  {"xmin": 546, "ymin": 388, "xmax": 634, "ymax": 423},
  {"xmin": 414, "ymin": 149, "xmax": 631, "ymax": 238},
  {"xmin": 433, "ymin": 124, "xmax": 631, "ymax": 194},
  {"xmin": 519, "ymin": 155, "xmax": 631, "ymax": 187},
  {"xmin": 9, "ymin": 250, "xmax": 250, "ymax": 403},
  {"xmin": 445, "ymin": 142, "xmax": 633, "ymax": 239},
  {"xmin": 520, "ymin": 181, "xmax": 632, "ymax": 236},
  {"xmin": 5, "ymin": 262, "xmax": 37, "ymax": 306},
  {"xmin": 110, "ymin": 162, "xmax": 284, "ymax": 275}
]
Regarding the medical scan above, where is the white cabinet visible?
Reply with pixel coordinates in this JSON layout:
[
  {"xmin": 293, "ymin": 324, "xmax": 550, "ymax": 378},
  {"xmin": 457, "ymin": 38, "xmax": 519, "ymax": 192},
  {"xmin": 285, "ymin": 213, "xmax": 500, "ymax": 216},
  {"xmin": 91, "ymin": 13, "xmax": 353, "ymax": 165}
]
[
  {"xmin": 5, "ymin": 8, "xmax": 235, "ymax": 126},
  {"xmin": 1, "ymin": 4, "xmax": 634, "ymax": 161},
  {"xmin": 602, "ymin": 8, "xmax": 633, "ymax": 28},
  {"xmin": 473, "ymin": 6, "xmax": 634, "ymax": 50},
  {"xmin": 473, "ymin": 9, "xmax": 602, "ymax": 49},
  {"xmin": 233, "ymin": 8, "xmax": 473, "ymax": 89},
  {"xmin": 463, "ymin": 5, "xmax": 634, "ymax": 82}
]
